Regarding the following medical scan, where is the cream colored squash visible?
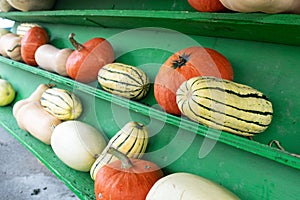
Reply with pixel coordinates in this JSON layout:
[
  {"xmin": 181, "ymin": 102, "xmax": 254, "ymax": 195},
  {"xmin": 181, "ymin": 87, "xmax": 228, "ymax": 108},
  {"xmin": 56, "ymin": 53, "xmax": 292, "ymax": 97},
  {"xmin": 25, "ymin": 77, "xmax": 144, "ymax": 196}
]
[
  {"xmin": 0, "ymin": 0, "xmax": 14, "ymax": 12},
  {"xmin": 35, "ymin": 44, "xmax": 73, "ymax": 76},
  {"xmin": 14, "ymin": 101, "xmax": 61, "ymax": 144},
  {"xmin": 13, "ymin": 84, "xmax": 51, "ymax": 117},
  {"xmin": 0, "ymin": 33, "xmax": 16, "ymax": 57},
  {"xmin": 7, "ymin": 0, "xmax": 56, "ymax": 11},
  {"xmin": 13, "ymin": 84, "xmax": 61, "ymax": 145},
  {"xmin": 219, "ymin": 0, "xmax": 300, "ymax": 13},
  {"xmin": 146, "ymin": 172, "xmax": 240, "ymax": 200},
  {"xmin": 5, "ymin": 34, "xmax": 22, "ymax": 61},
  {"xmin": 51, "ymin": 120, "xmax": 108, "ymax": 172}
]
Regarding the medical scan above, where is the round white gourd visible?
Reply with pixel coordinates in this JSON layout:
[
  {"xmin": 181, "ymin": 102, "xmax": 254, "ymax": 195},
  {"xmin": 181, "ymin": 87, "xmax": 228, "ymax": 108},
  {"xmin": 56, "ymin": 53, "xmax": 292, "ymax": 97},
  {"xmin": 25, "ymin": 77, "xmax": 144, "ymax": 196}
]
[
  {"xmin": 51, "ymin": 120, "xmax": 107, "ymax": 172},
  {"xmin": 146, "ymin": 172, "xmax": 240, "ymax": 200}
]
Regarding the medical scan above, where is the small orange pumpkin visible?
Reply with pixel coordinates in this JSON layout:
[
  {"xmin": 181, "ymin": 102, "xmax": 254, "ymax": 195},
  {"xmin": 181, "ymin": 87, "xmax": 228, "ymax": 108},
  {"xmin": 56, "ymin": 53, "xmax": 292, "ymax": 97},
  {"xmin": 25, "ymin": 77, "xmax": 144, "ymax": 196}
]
[
  {"xmin": 21, "ymin": 26, "xmax": 49, "ymax": 66},
  {"xmin": 66, "ymin": 33, "xmax": 115, "ymax": 83},
  {"xmin": 188, "ymin": 0, "xmax": 227, "ymax": 12},
  {"xmin": 94, "ymin": 147, "xmax": 164, "ymax": 200},
  {"xmin": 154, "ymin": 46, "xmax": 233, "ymax": 115}
]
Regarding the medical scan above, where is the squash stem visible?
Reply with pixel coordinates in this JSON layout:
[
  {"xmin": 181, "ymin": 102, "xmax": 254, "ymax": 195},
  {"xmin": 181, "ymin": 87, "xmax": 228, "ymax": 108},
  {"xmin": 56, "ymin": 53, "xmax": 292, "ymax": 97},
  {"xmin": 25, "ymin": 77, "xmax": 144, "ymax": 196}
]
[
  {"xmin": 69, "ymin": 33, "xmax": 84, "ymax": 51},
  {"xmin": 7, "ymin": 44, "xmax": 21, "ymax": 52},
  {"xmin": 107, "ymin": 147, "xmax": 133, "ymax": 169}
]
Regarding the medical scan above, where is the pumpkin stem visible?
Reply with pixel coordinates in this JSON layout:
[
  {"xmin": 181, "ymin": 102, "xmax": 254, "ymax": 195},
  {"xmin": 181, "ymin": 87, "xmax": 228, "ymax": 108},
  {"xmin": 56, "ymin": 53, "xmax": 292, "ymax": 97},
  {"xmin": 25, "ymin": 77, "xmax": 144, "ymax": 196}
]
[
  {"xmin": 172, "ymin": 52, "xmax": 190, "ymax": 69},
  {"xmin": 107, "ymin": 147, "xmax": 133, "ymax": 169},
  {"xmin": 69, "ymin": 33, "xmax": 84, "ymax": 51}
]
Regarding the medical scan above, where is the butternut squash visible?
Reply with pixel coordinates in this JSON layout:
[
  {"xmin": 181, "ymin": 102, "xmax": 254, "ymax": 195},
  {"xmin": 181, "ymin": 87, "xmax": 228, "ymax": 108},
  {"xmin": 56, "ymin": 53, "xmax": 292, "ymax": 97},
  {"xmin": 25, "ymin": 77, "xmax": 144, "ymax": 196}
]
[
  {"xmin": 13, "ymin": 84, "xmax": 60, "ymax": 145},
  {"xmin": 12, "ymin": 84, "xmax": 50, "ymax": 117},
  {"xmin": 0, "ymin": 33, "xmax": 15, "ymax": 57},
  {"xmin": 5, "ymin": 34, "xmax": 22, "ymax": 61},
  {"xmin": 0, "ymin": 32, "xmax": 22, "ymax": 61},
  {"xmin": 35, "ymin": 44, "xmax": 73, "ymax": 76},
  {"xmin": 14, "ymin": 101, "xmax": 61, "ymax": 144}
]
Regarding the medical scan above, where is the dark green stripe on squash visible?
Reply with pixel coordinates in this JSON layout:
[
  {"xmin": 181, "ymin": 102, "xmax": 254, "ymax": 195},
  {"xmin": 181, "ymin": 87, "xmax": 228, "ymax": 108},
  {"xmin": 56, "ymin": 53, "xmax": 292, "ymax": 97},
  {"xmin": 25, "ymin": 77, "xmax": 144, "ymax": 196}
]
[{"xmin": 98, "ymin": 63, "xmax": 150, "ymax": 100}]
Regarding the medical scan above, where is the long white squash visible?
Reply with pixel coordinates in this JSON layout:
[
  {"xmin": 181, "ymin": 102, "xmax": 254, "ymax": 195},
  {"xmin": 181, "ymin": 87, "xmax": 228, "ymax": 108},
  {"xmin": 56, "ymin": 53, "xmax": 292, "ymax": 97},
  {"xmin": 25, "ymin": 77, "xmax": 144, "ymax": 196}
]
[{"xmin": 146, "ymin": 172, "xmax": 240, "ymax": 200}]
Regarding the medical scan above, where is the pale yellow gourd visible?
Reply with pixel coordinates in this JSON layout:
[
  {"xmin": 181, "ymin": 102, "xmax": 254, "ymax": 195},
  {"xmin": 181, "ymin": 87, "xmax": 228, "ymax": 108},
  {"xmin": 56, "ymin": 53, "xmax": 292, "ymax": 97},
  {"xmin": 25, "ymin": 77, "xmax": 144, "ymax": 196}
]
[
  {"xmin": 13, "ymin": 84, "xmax": 61, "ymax": 145},
  {"xmin": 35, "ymin": 44, "xmax": 73, "ymax": 76},
  {"xmin": 0, "ymin": 0, "xmax": 14, "ymax": 12},
  {"xmin": 6, "ymin": 0, "xmax": 56, "ymax": 11},
  {"xmin": 146, "ymin": 172, "xmax": 240, "ymax": 200},
  {"xmin": 219, "ymin": 0, "xmax": 300, "ymax": 13},
  {"xmin": 51, "ymin": 120, "xmax": 108, "ymax": 172}
]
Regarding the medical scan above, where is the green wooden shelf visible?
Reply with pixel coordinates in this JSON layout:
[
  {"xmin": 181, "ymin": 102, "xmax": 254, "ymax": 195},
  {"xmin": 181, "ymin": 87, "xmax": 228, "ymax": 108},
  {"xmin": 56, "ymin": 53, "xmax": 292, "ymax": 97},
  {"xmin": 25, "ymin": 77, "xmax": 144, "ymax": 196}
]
[
  {"xmin": 1, "ymin": 10, "xmax": 300, "ymax": 45},
  {"xmin": 0, "ymin": 56, "xmax": 299, "ymax": 171}
]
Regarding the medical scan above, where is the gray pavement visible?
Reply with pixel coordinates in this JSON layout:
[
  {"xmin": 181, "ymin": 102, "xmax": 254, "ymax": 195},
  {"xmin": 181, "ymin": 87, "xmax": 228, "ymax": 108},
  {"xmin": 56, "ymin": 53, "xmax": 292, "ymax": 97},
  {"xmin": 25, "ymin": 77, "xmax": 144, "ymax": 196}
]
[{"xmin": 0, "ymin": 126, "xmax": 80, "ymax": 200}]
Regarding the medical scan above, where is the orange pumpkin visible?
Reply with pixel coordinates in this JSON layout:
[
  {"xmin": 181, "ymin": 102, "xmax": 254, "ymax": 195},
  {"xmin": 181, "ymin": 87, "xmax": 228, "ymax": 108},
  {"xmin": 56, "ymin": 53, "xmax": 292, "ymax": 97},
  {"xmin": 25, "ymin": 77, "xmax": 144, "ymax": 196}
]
[
  {"xmin": 66, "ymin": 33, "xmax": 114, "ymax": 83},
  {"xmin": 94, "ymin": 147, "xmax": 163, "ymax": 200},
  {"xmin": 21, "ymin": 26, "xmax": 49, "ymax": 66},
  {"xmin": 188, "ymin": 0, "xmax": 227, "ymax": 12},
  {"xmin": 154, "ymin": 46, "xmax": 233, "ymax": 115}
]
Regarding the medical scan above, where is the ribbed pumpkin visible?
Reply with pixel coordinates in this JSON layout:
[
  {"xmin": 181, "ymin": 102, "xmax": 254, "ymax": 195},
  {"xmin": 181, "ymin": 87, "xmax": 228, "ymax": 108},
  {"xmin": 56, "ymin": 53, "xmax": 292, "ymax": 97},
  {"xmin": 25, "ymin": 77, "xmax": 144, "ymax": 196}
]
[
  {"xmin": 20, "ymin": 26, "xmax": 49, "ymax": 66},
  {"xmin": 176, "ymin": 76, "xmax": 273, "ymax": 136},
  {"xmin": 40, "ymin": 87, "xmax": 83, "ymax": 120},
  {"xmin": 90, "ymin": 121, "xmax": 149, "ymax": 180},
  {"xmin": 94, "ymin": 147, "xmax": 163, "ymax": 200},
  {"xmin": 66, "ymin": 33, "xmax": 115, "ymax": 83},
  {"xmin": 188, "ymin": 0, "xmax": 227, "ymax": 12},
  {"xmin": 98, "ymin": 63, "xmax": 150, "ymax": 100},
  {"xmin": 154, "ymin": 46, "xmax": 233, "ymax": 115}
]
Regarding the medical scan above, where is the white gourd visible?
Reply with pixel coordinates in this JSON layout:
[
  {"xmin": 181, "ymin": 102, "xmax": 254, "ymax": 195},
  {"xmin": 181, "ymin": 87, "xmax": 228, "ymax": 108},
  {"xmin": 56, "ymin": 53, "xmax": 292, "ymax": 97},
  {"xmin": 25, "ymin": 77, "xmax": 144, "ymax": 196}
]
[
  {"xmin": 219, "ymin": 0, "xmax": 300, "ymax": 13},
  {"xmin": 51, "ymin": 120, "xmax": 108, "ymax": 172},
  {"xmin": 146, "ymin": 172, "xmax": 240, "ymax": 200}
]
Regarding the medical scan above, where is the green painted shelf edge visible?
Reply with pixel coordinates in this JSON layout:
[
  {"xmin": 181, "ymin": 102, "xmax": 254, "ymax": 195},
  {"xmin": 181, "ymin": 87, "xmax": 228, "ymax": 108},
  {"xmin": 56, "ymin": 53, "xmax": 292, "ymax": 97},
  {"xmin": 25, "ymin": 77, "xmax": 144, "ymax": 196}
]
[
  {"xmin": 1, "ymin": 10, "xmax": 300, "ymax": 45},
  {"xmin": 1, "ymin": 56, "xmax": 299, "ymax": 171}
]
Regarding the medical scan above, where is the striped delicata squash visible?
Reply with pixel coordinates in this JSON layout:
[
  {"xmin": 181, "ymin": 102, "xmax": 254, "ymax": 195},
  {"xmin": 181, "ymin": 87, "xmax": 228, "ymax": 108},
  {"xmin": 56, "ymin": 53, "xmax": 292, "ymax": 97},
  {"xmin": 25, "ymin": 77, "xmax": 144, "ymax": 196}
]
[
  {"xmin": 90, "ymin": 121, "xmax": 149, "ymax": 180},
  {"xmin": 176, "ymin": 76, "xmax": 273, "ymax": 136},
  {"xmin": 98, "ymin": 63, "xmax": 150, "ymax": 100},
  {"xmin": 40, "ymin": 87, "xmax": 83, "ymax": 120}
]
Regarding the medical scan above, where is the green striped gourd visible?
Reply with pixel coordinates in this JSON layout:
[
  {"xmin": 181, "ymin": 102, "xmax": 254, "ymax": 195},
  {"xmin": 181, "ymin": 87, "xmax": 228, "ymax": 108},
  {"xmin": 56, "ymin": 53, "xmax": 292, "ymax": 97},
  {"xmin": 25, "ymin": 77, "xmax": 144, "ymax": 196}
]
[
  {"xmin": 176, "ymin": 76, "xmax": 273, "ymax": 136},
  {"xmin": 90, "ymin": 121, "xmax": 149, "ymax": 180},
  {"xmin": 97, "ymin": 63, "xmax": 150, "ymax": 100},
  {"xmin": 40, "ymin": 87, "xmax": 83, "ymax": 120}
]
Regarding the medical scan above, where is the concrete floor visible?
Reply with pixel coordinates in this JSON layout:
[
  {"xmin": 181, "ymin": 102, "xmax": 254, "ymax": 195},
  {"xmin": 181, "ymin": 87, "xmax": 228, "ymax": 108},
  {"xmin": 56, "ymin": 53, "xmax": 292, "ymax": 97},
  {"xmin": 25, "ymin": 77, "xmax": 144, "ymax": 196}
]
[{"xmin": 0, "ymin": 126, "xmax": 80, "ymax": 200}]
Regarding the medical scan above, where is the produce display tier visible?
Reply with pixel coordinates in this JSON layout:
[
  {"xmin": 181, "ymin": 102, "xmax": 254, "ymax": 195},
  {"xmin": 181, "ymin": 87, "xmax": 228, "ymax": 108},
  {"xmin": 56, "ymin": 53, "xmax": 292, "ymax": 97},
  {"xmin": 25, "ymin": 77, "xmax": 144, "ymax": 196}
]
[
  {"xmin": 1, "ymin": 10, "xmax": 300, "ymax": 46},
  {"xmin": 0, "ymin": 1, "xmax": 300, "ymax": 199}
]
